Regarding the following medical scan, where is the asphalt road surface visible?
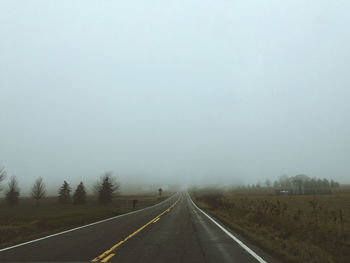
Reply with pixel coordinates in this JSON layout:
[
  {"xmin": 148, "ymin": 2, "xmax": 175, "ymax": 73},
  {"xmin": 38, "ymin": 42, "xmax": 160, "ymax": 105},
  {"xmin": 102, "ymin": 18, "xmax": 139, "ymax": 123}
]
[{"xmin": 0, "ymin": 193, "xmax": 281, "ymax": 263}]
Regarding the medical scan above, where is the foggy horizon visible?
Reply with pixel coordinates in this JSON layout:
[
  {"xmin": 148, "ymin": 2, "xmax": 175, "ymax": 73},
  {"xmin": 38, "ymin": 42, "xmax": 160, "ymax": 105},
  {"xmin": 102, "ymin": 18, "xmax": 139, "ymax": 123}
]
[{"xmin": 1, "ymin": 0, "xmax": 350, "ymax": 194}]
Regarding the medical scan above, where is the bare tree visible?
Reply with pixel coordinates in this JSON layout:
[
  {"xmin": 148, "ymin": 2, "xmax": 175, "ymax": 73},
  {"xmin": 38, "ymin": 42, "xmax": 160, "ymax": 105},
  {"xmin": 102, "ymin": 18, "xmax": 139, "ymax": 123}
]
[
  {"xmin": 31, "ymin": 177, "xmax": 46, "ymax": 207},
  {"xmin": 6, "ymin": 176, "xmax": 20, "ymax": 206},
  {"xmin": 0, "ymin": 166, "xmax": 6, "ymax": 192}
]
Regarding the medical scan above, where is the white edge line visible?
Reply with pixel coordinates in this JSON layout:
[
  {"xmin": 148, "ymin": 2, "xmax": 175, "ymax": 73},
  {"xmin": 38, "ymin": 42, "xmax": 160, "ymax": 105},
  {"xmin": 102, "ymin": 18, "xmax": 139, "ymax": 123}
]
[
  {"xmin": 187, "ymin": 192, "xmax": 267, "ymax": 263},
  {"xmin": 0, "ymin": 193, "xmax": 177, "ymax": 252}
]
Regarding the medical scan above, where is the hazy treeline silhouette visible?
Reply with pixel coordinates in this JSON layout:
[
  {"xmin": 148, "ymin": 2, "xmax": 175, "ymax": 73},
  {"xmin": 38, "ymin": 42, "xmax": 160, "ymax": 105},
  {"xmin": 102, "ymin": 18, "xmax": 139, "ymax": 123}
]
[
  {"xmin": 0, "ymin": 166, "xmax": 120, "ymax": 206},
  {"xmin": 236, "ymin": 174, "xmax": 340, "ymax": 190}
]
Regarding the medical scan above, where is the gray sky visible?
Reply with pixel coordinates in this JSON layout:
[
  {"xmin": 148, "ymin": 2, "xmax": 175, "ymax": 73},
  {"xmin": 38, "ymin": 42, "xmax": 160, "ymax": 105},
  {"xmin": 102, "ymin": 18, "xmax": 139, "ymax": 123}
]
[{"xmin": 1, "ymin": 0, "xmax": 350, "ymax": 193}]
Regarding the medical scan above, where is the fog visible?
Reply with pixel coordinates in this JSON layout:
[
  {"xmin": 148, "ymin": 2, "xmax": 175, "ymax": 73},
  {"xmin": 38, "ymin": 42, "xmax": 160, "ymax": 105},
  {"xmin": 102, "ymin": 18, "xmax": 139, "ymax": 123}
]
[{"xmin": 1, "ymin": 1, "xmax": 350, "ymax": 194}]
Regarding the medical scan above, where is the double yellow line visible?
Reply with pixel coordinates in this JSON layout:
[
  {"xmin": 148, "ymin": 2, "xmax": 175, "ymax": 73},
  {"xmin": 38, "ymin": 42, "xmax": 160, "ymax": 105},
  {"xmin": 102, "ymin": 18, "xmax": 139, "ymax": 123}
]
[{"xmin": 91, "ymin": 195, "xmax": 181, "ymax": 262}]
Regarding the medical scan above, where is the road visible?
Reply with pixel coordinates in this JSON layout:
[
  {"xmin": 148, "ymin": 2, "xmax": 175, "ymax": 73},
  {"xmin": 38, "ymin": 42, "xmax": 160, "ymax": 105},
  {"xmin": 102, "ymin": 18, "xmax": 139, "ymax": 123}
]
[{"xmin": 0, "ymin": 193, "xmax": 280, "ymax": 263}]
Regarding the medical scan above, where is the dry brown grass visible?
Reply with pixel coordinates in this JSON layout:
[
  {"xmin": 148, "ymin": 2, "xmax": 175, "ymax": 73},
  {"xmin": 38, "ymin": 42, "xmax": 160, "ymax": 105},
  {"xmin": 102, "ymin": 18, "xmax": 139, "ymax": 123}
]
[{"xmin": 192, "ymin": 190, "xmax": 350, "ymax": 263}]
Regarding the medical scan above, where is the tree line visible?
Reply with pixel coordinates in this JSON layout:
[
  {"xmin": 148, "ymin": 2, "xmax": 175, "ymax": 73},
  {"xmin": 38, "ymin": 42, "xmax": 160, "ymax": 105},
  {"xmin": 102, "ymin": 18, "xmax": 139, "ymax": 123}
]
[
  {"xmin": 238, "ymin": 174, "xmax": 341, "ymax": 190},
  {"xmin": 271, "ymin": 174, "xmax": 340, "ymax": 189},
  {"xmin": 0, "ymin": 167, "xmax": 120, "ymax": 206}
]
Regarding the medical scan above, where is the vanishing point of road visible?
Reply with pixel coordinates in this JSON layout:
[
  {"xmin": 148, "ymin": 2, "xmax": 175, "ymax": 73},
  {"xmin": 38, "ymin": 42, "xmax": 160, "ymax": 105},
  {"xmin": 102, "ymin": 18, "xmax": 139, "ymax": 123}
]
[{"xmin": 0, "ymin": 193, "xmax": 281, "ymax": 263}]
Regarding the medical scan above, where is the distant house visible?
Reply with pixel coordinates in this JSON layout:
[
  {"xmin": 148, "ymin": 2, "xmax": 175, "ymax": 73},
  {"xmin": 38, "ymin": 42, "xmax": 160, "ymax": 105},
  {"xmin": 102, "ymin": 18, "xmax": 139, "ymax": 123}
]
[
  {"xmin": 280, "ymin": 179, "xmax": 331, "ymax": 195},
  {"xmin": 274, "ymin": 174, "xmax": 334, "ymax": 195},
  {"xmin": 275, "ymin": 189, "xmax": 293, "ymax": 195}
]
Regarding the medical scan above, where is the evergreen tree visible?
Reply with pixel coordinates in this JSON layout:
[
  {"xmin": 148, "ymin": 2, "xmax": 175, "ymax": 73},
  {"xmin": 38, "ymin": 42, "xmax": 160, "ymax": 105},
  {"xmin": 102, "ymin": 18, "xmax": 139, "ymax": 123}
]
[
  {"xmin": 99, "ymin": 176, "xmax": 113, "ymax": 203},
  {"xmin": 6, "ymin": 176, "xmax": 20, "ymax": 206},
  {"xmin": 58, "ymin": 181, "xmax": 71, "ymax": 204},
  {"xmin": 94, "ymin": 172, "xmax": 120, "ymax": 203},
  {"xmin": 73, "ymin": 182, "xmax": 86, "ymax": 204}
]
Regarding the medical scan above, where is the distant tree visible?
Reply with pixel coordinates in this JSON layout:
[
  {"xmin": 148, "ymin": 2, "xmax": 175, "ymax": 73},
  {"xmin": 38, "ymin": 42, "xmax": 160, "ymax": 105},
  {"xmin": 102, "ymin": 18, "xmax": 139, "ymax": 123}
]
[
  {"xmin": 58, "ymin": 181, "xmax": 71, "ymax": 204},
  {"xmin": 0, "ymin": 166, "xmax": 6, "ymax": 193},
  {"xmin": 309, "ymin": 178, "xmax": 317, "ymax": 189},
  {"xmin": 73, "ymin": 182, "xmax": 86, "ymax": 204},
  {"xmin": 279, "ymin": 175, "xmax": 291, "ymax": 188},
  {"xmin": 158, "ymin": 187, "xmax": 162, "ymax": 197},
  {"xmin": 330, "ymin": 179, "xmax": 340, "ymax": 188},
  {"xmin": 6, "ymin": 176, "xmax": 20, "ymax": 206},
  {"xmin": 273, "ymin": 180, "xmax": 279, "ymax": 188},
  {"xmin": 330, "ymin": 179, "xmax": 336, "ymax": 188},
  {"xmin": 31, "ymin": 177, "xmax": 46, "ymax": 207},
  {"xmin": 94, "ymin": 172, "xmax": 120, "ymax": 203},
  {"xmin": 304, "ymin": 179, "xmax": 310, "ymax": 189},
  {"xmin": 330, "ymin": 180, "xmax": 339, "ymax": 188},
  {"xmin": 264, "ymin": 179, "xmax": 271, "ymax": 187},
  {"xmin": 322, "ymin": 178, "xmax": 330, "ymax": 188}
]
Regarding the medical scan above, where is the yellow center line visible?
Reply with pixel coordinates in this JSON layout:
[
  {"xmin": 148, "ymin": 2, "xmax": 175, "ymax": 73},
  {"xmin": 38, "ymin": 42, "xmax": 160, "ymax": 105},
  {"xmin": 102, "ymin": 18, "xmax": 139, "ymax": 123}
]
[
  {"xmin": 101, "ymin": 253, "xmax": 115, "ymax": 263},
  {"xmin": 91, "ymin": 194, "xmax": 181, "ymax": 262}
]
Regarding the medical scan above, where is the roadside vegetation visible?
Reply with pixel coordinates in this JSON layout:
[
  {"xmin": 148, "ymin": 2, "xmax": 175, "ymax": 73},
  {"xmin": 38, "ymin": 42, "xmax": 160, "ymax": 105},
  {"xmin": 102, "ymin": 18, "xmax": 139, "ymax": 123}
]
[
  {"xmin": 191, "ymin": 180, "xmax": 350, "ymax": 263},
  {"xmin": 231, "ymin": 174, "xmax": 340, "ymax": 195},
  {"xmin": 0, "ymin": 166, "xmax": 169, "ymax": 249}
]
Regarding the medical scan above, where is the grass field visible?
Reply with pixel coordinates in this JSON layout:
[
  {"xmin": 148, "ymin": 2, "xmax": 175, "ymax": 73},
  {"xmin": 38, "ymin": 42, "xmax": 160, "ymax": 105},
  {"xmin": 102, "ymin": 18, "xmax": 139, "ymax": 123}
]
[
  {"xmin": 191, "ymin": 190, "xmax": 350, "ymax": 263},
  {"xmin": 0, "ymin": 194, "xmax": 170, "ymax": 249}
]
